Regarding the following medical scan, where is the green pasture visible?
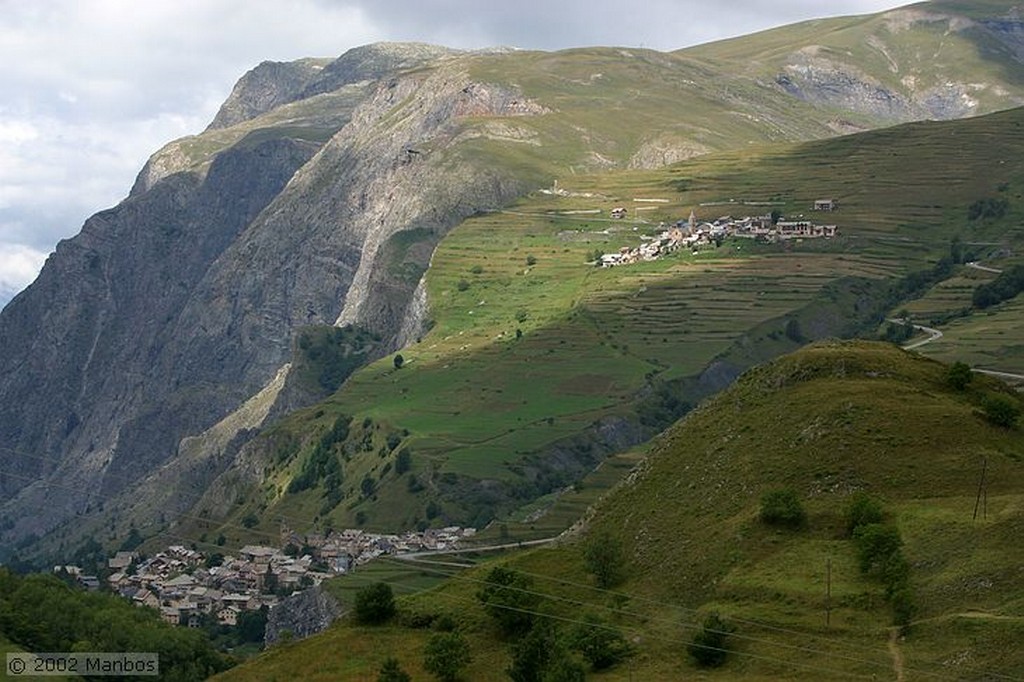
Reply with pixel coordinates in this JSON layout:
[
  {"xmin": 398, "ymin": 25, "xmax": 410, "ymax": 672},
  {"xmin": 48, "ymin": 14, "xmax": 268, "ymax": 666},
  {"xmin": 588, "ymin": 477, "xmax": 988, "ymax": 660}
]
[
  {"xmin": 915, "ymin": 296, "xmax": 1024, "ymax": 374},
  {"xmin": 232, "ymin": 106, "xmax": 1024, "ymax": 542}
]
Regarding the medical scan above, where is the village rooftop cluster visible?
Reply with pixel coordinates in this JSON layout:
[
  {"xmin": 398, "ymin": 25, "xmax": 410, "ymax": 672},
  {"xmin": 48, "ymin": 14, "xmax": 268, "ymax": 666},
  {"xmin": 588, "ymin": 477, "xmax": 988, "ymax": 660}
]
[
  {"xmin": 55, "ymin": 525, "xmax": 475, "ymax": 628},
  {"xmin": 597, "ymin": 200, "xmax": 838, "ymax": 267}
]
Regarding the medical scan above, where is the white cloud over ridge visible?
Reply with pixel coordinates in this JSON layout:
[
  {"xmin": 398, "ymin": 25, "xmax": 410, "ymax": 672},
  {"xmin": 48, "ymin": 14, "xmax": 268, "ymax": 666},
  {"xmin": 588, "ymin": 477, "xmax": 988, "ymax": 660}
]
[
  {"xmin": 0, "ymin": 0, "xmax": 906, "ymax": 301},
  {"xmin": 0, "ymin": 242, "xmax": 47, "ymax": 309}
]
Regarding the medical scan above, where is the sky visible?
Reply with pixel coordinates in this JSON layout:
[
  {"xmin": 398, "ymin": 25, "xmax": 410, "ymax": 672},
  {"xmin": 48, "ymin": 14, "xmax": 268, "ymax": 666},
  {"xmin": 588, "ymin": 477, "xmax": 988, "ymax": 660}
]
[{"xmin": 0, "ymin": 0, "xmax": 909, "ymax": 306}]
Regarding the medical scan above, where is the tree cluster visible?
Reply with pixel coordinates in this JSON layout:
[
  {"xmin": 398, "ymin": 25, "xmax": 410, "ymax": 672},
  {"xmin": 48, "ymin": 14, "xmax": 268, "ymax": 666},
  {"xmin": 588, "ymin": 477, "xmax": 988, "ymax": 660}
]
[
  {"xmin": 847, "ymin": 496, "xmax": 916, "ymax": 631},
  {"xmin": 474, "ymin": 566, "xmax": 633, "ymax": 680},
  {"xmin": 288, "ymin": 414, "xmax": 350, "ymax": 496},
  {"xmin": 967, "ymin": 197, "xmax": 1009, "ymax": 221},
  {"xmin": 972, "ymin": 264, "xmax": 1024, "ymax": 309},
  {"xmin": 0, "ymin": 569, "xmax": 230, "ymax": 679},
  {"xmin": 294, "ymin": 324, "xmax": 381, "ymax": 393}
]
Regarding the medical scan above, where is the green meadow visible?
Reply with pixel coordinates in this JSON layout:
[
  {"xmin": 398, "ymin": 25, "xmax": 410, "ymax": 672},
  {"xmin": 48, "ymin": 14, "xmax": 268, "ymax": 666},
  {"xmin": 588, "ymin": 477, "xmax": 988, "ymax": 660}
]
[
  {"xmin": 215, "ymin": 342, "xmax": 1024, "ymax": 681},
  {"xmin": 206, "ymin": 105, "xmax": 1024, "ymax": 547}
]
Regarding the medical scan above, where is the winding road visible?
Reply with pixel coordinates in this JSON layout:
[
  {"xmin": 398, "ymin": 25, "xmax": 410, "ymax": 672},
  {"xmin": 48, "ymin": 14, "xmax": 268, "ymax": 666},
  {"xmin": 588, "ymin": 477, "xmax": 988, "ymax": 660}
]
[
  {"xmin": 965, "ymin": 261, "xmax": 1004, "ymax": 275},
  {"xmin": 889, "ymin": 319, "xmax": 944, "ymax": 350},
  {"xmin": 392, "ymin": 536, "xmax": 559, "ymax": 562}
]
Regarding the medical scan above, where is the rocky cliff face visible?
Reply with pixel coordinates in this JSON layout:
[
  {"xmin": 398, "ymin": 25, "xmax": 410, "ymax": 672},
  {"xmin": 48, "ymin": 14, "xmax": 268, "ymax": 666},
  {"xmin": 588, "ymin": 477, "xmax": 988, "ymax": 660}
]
[
  {"xmin": 0, "ymin": 44, "xmax": 547, "ymax": 554},
  {"xmin": 771, "ymin": 9, "xmax": 1024, "ymax": 122},
  {"xmin": 264, "ymin": 586, "xmax": 341, "ymax": 646}
]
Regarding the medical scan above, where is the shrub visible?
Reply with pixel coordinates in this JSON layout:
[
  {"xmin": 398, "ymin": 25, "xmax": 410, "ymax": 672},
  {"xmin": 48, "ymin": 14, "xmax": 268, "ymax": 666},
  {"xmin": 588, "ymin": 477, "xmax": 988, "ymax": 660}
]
[
  {"xmin": 845, "ymin": 493, "xmax": 885, "ymax": 536},
  {"xmin": 982, "ymin": 394, "xmax": 1021, "ymax": 428},
  {"xmin": 891, "ymin": 587, "xmax": 917, "ymax": 632},
  {"xmin": 972, "ymin": 264, "xmax": 1024, "ymax": 309},
  {"xmin": 456, "ymin": 279, "xmax": 470, "ymax": 292},
  {"xmin": 784, "ymin": 318, "xmax": 804, "ymax": 343},
  {"xmin": 377, "ymin": 657, "xmax": 411, "ymax": 682},
  {"xmin": 423, "ymin": 631, "xmax": 471, "ymax": 682},
  {"xmin": 687, "ymin": 612, "xmax": 734, "ymax": 668},
  {"xmin": 507, "ymin": 620, "xmax": 558, "ymax": 682},
  {"xmin": 852, "ymin": 523, "xmax": 903, "ymax": 576},
  {"xmin": 354, "ymin": 582, "xmax": 396, "ymax": 624},
  {"xmin": 967, "ymin": 197, "xmax": 1009, "ymax": 221},
  {"xmin": 945, "ymin": 361, "xmax": 973, "ymax": 391},
  {"xmin": 759, "ymin": 488, "xmax": 806, "ymax": 528},
  {"xmin": 568, "ymin": 614, "xmax": 632, "ymax": 670},
  {"xmin": 395, "ymin": 448, "xmax": 412, "ymax": 475},
  {"xmin": 583, "ymin": 530, "xmax": 626, "ymax": 588},
  {"xmin": 476, "ymin": 566, "xmax": 539, "ymax": 636},
  {"xmin": 393, "ymin": 354, "xmax": 405, "ymax": 369}
]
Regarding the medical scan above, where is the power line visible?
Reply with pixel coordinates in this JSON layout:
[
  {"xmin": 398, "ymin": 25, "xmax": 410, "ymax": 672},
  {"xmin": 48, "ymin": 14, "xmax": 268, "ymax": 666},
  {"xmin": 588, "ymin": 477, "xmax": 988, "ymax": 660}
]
[
  {"xmin": 379, "ymin": 557, "xmax": 983, "ymax": 682},
  {"xmin": 5, "ymin": 448, "xmax": 1024, "ymax": 681}
]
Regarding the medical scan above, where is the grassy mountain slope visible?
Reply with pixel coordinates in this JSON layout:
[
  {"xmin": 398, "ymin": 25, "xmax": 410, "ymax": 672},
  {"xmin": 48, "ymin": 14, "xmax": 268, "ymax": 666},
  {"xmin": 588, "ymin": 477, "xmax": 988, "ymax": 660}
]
[
  {"xmin": 683, "ymin": 0, "xmax": 1024, "ymax": 123},
  {"xmin": 214, "ymin": 341, "xmax": 1024, "ymax": 680},
  {"xmin": 191, "ymin": 102, "xmax": 1024, "ymax": 549}
]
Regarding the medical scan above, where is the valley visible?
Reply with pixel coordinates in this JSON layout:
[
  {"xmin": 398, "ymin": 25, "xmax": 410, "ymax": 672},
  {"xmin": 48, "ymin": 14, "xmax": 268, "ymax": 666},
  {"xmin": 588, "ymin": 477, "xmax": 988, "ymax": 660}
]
[
  {"xmin": 1, "ymin": 2, "xmax": 1024, "ymax": 679},
  {"xmin": 190, "ymin": 105, "xmax": 1024, "ymax": 549}
]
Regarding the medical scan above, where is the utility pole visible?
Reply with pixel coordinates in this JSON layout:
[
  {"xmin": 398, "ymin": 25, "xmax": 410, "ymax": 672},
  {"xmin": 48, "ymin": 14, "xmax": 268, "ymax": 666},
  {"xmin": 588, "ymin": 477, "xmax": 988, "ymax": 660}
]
[
  {"xmin": 973, "ymin": 457, "xmax": 988, "ymax": 521},
  {"xmin": 825, "ymin": 557, "xmax": 832, "ymax": 629}
]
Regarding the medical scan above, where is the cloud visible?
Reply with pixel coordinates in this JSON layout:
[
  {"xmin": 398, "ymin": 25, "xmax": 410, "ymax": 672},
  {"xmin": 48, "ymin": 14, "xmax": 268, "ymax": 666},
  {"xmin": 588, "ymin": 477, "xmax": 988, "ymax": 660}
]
[
  {"xmin": 347, "ymin": 0, "xmax": 908, "ymax": 51},
  {"xmin": 0, "ymin": 242, "xmax": 47, "ymax": 309},
  {"xmin": 0, "ymin": 0, "xmax": 907, "ymax": 301}
]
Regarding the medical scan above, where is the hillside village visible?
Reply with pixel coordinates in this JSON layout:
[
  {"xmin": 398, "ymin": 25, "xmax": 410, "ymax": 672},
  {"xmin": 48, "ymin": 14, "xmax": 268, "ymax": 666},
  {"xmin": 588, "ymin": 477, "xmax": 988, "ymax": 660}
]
[
  {"xmin": 598, "ymin": 203, "xmax": 838, "ymax": 267},
  {"xmin": 55, "ymin": 525, "xmax": 475, "ymax": 628}
]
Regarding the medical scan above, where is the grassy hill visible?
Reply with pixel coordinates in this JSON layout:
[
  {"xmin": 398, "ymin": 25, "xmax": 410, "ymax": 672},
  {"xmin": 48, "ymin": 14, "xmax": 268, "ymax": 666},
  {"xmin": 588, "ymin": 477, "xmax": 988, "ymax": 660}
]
[
  {"xmin": 682, "ymin": 0, "xmax": 1024, "ymax": 123},
  {"xmin": 187, "ymin": 100, "xmax": 1024, "ymax": 553},
  {"xmin": 213, "ymin": 341, "xmax": 1024, "ymax": 680}
]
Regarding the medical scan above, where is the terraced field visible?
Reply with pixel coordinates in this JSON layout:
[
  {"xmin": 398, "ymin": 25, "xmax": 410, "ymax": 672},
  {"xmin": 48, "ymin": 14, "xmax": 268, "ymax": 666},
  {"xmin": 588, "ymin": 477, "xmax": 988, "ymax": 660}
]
[
  {"xmin": 213, "ymin": 106, "xmax": 1024, "ymax": 540},
  {"xmin": 332, "ymin": 196, "xmax": 893, "ymax": 484},
  {"xmin": 916, "ymin": 297, "xmax": 1024, "ymax": 375}
]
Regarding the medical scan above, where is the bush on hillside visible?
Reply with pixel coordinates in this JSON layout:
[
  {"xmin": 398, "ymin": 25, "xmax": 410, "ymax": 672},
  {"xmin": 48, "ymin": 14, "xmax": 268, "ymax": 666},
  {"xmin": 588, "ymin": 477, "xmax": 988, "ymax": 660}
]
[
  {"xmin": 354, "ymin": 582, "xmax": 396, "ymax": 625},
  {"xmin": 423, "ymin": 631, "xmax": 471, "ymax": 682},
  {"xmin": 845, "ymin": 493, "xmax": 885, "ymax": 536},
  {"xmin": 784, "ymin": 318, "xmax": 804, "ymax": 343},
  {"xmin": 395, "ymin": 447, "xmax": 412, "ymax": 475},
  {"xmin": 967, "ymin": 197, "xmax": 1009, "ymax": 221},
  {"xmin": 759, "ymin": 488, "xmax": 806, "ymax": 528},
  {"xmin": 377, "ymin": 657, "xmax": 411, "ymax": 682},
  {"xmin": 982, "ymin": 394, "xmax": 1021, "ymax": 428},
  {"xmin": 945, "ymin": 361, "xmax": 973, "ymax": 391},
  {"xmin": 568, "ymin": 614, "xmax": 633, "ymax": 671},
  {"xmin": 476, "ymin": 567, "xmax": 540, "ymax": 636},
  {"xmin": 506, "ymin": 620, "xmax": 562, "ymax": 682},
  {"xmin": 852, "ymin": 523, "xmax": 903, "ymax": 576},
  {"xmin": 583, "ymin": 530, "xmax": 627, "ymax": 588},
  {"xmin": 687, "ymin": 612, "xmax": 735, "ymax": 668}
]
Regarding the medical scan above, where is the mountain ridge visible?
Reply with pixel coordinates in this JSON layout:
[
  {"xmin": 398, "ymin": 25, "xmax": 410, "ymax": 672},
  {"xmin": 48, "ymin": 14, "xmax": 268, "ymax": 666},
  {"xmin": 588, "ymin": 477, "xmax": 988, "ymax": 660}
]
[{"xmin": 3, "ymin": 0, "xmax": 1024, "ymax": 560}]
